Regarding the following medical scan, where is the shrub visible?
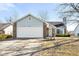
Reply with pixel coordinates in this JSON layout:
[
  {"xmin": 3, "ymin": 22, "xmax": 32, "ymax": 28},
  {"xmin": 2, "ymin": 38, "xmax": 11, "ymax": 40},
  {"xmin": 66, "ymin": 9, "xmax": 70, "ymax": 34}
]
[
  {"xmin": 0, "ymin": 34, "xmax": 7, "ymax": 40},
  {"xmin": 0, "ymin": 34, "xmax": 12, "ymax": 40},
  {"xmin": 6, "ymin": 35, "xmax": 12, "ymax": 38},
  {"xmin": 56, "ymin": 34, "xmax": 70, "ymax": 37}
]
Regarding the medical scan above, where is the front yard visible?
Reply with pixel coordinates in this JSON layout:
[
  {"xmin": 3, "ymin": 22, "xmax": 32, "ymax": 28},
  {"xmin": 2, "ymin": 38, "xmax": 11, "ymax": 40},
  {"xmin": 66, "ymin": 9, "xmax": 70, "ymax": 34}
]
[
  {"xmin": 33, "ymin": 37, "xmax": 79, "ymax": 56},
  {"xmin": 0, "ymin": 37, "xmax": 79, "ymax": 56}
]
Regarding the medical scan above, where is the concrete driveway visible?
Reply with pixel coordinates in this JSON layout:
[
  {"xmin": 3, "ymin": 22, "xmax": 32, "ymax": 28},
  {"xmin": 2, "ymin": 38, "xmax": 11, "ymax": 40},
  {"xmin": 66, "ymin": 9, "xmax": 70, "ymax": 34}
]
[{"xmin": 0, "ymin": 39, "xmax": 43, "ymax": 56}]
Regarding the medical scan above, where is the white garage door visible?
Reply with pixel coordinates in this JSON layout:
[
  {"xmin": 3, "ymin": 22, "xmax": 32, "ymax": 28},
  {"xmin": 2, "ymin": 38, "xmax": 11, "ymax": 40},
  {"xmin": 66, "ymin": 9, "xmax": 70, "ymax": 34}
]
[{"xmin": 17, "ymin": 27, "xmax": 43, "ymax": 38}]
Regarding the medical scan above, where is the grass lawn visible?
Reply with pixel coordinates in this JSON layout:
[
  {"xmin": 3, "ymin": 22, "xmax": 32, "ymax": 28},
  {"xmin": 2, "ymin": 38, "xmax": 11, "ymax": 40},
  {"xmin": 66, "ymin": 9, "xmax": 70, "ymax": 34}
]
[{"xmin": 33, "ymin": 37, "xmax": 79, "ymax": 56}]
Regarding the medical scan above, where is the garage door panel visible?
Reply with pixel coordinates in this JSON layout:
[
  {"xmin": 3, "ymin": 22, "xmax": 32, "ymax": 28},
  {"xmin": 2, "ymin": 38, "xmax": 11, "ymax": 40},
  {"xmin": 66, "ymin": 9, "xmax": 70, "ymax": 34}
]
[{"xmin": 17, "ymin": 27, "xmax": 43, "ymax": 38}]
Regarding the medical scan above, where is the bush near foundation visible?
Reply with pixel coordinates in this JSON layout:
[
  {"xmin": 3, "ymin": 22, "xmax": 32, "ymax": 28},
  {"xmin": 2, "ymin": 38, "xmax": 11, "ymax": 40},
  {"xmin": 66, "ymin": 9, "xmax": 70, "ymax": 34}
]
[
  {"xmin": 0, "ymin": 34, "xmax": 12, "ymax": 40},
  {"xmin": 56, "ymin": 34, "xmax": 70, "ymax": 37}
]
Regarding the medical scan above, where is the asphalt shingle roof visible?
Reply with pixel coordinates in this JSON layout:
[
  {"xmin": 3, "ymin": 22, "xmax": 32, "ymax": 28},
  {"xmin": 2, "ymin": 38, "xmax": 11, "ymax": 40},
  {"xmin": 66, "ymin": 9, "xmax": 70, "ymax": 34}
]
[
  {"xmin": 48, "ymin": 22, "xmax": 64, "ymax": 27},
  {"xmin": 0, "ymin": 23, "xmax": 10, "ymax": 30}
]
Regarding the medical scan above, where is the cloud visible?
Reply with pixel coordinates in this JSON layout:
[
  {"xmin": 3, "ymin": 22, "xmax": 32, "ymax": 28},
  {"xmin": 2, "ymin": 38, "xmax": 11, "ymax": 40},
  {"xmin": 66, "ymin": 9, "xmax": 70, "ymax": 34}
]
[{"xmin": 0, "ymin": 3, "xmax": 15, "ymax": 12}]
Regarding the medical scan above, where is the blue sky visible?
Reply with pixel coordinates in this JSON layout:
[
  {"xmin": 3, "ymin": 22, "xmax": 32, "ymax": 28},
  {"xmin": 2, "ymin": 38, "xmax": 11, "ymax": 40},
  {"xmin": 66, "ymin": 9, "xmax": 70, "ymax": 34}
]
[
  {"xmin": 0, "ymin": 3, "xmax": 77, "ymax": 31},
  {"xmin": 0, "ymin": 3, "xmax": 61, "ymax": 22}
]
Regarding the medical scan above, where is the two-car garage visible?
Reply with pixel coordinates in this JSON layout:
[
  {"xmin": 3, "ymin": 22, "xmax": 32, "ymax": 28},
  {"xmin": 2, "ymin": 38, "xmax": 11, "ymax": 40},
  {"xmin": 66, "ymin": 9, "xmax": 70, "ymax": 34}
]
[
  {"xmin": 17, "ymin": 27, "xmax": 43, "ymax": 38},
  {"xmin": 13, "ymin": 14, "xmax": 46, "ymax": 38}
]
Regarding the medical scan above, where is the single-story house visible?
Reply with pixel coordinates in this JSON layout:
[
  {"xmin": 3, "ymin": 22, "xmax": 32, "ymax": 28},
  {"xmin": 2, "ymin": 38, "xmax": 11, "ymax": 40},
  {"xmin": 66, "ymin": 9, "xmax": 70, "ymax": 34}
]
[
  {"xmin": 0, "ymin": 23, "xmax": 13, "ymax": 35},
  {"xmin": 13, "ymin": 14, "xmax": 56, "ymax": 38},
  {"xmin": 48, "ymin": 22, "xmax": 65, "ymax": 35},
  {"xmin": 0, "ymin": 14, "xmax": 66, "ymax": 38}
]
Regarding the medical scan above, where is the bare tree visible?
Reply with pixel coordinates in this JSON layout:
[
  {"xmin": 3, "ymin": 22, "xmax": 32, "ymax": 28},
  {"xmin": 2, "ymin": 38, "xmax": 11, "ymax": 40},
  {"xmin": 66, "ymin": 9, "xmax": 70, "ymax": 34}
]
[
  {"xmin": 59, "ymin": 3, "xmax": 79, "ymax": 18},
  {"xmin": 5, "ymin": 10, "xmax": 19, "ymax": 24},
  {"xmin": 38, "ymin": 10, "xmax": 49, "ymax": 20},
  {"xmin": 58, "ymin": 3, "xmax": 79, "ymax": 34},
  {"xmin": 6, "ymin": 16, "xmax": 13, "ymax": 24}
]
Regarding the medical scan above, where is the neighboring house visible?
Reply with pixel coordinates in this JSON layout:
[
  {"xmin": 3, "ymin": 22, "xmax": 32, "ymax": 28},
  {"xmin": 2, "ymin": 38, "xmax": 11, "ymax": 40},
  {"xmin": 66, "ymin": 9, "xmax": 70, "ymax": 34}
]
[
  {"xmin": 13, "ymin": 14, "xmax": 56, "ymax": 38},
  {"xmin": 73, "ymin": 24, "xmax": 79, "ymax": 36},
  {"xmin": 4, "ymin": 24, "xmax": 13, "ymax": 35},
  {"xmin": 0, "ymin": 23, "xmax": 6, "ymax": 34},
  {"xmin": 48, "ymin": 22, "xmax": 65, "ymax": 35},
  {"xmin": 0, "ymin": 23, "xmax": 13, "ymax": 35}
]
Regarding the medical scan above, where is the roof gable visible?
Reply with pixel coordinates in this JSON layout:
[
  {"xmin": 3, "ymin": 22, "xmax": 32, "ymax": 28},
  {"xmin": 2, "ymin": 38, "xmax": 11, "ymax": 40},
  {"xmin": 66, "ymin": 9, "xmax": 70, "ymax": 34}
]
[
  {"xmin": 15, "ymin": 14, "xmax": 46, "ymax": 23},
  {"xmin": 14, "ymin": 14, "xmax": 56, "ymax": 28},
  {"xmin": 0, "ymin": 23, "xmax": 11, "ymax": 30}
]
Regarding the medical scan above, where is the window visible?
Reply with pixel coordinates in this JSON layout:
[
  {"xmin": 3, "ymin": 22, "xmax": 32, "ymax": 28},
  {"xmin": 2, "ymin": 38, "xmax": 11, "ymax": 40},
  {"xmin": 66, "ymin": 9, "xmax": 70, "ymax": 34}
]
[
  {"xmin": 57, "ymin": 29, "xmax": 62, "ymax": 34},
  {"xmin": 57, "ymin": 29, "xmax": 60, "ymax": 34}
]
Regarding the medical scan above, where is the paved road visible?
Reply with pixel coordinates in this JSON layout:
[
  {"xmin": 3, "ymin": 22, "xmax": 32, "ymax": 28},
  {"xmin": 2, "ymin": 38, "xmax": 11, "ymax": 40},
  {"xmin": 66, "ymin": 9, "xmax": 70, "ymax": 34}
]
[{"xmin": 0, "ymin": 39, "xmax": 43, "ymax": 56}]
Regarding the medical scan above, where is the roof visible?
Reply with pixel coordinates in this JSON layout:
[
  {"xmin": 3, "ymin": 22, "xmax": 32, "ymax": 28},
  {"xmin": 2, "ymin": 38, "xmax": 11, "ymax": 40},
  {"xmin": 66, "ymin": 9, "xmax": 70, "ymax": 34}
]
[
  {"xmin": 14, "ymin": 14, "xmax": 56, "ymax": 28},
  {"xmin": 15, "ymin": 14, "xmax": 46, "ymax": 23},
  {"xmin": 0, "ymin": 23, "xmax": 11, "ymax": 30},
  {"xmin": 48, "ymin": 22, "xmax": 64, "ymax": 27}
]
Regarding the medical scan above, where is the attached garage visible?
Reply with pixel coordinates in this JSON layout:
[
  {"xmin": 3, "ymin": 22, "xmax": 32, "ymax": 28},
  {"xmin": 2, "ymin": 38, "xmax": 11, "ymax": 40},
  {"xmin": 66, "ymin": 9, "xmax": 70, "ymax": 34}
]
[
  {"xmin": 17, "ymin": 27, "xmax": 43, "ymax": 38},
  {"xmin": 13, "ymin": 14, "xmax": 48, "ymax": 38}
]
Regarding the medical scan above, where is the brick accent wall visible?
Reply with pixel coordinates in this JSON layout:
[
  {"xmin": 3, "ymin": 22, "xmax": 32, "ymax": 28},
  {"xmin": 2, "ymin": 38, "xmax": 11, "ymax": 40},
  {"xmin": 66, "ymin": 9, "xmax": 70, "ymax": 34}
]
[
  {"xmin": 43, "ymin": 23, "xmax": 48, "ymax": 38},
  {"xmin": 13, "ymin": 22, "xmax": 17, "ymax": 38}
]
